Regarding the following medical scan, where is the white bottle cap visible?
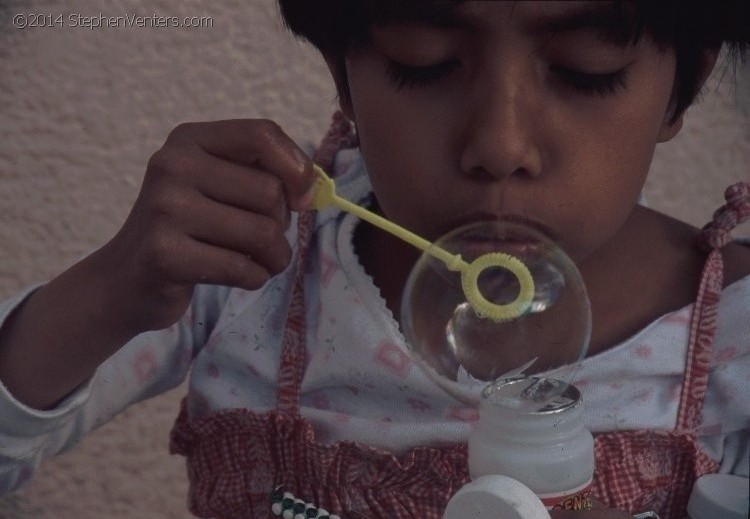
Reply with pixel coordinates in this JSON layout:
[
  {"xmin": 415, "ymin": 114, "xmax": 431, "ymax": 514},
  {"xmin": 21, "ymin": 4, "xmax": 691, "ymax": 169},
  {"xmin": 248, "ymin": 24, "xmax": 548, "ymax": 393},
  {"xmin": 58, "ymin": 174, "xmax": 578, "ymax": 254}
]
[
  {"xmin": 686, "ymin": 474, "xmax": 749, "ymax": 519},
  {"xmin": 443, "ymin": 475, "xmax": 550, "ymax": 519}
]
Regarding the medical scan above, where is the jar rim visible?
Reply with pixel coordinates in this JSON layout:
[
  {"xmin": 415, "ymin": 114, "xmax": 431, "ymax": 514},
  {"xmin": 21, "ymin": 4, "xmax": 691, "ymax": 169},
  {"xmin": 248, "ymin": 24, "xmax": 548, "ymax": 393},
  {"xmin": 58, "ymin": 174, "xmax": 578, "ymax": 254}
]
[{"xmin": 481, "ymin": 376, "xmax": 581, "ymax": 414}]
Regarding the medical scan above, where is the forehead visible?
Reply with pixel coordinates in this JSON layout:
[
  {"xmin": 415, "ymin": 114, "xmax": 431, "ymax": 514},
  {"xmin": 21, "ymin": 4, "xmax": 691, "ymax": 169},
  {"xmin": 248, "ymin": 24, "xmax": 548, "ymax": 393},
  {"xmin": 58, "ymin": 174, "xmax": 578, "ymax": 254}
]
[{"xmin": 374, "ymin": 1, "xmax": 638, "ymax": 45}]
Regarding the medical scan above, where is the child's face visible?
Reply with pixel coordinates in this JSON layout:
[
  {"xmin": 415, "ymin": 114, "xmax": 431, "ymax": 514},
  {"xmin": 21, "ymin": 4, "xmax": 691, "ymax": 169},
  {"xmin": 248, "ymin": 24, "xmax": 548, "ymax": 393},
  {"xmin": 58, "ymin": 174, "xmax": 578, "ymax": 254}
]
[{"xmin": 337, "ymin": 1, "xmax": 682, "ymax": 263}]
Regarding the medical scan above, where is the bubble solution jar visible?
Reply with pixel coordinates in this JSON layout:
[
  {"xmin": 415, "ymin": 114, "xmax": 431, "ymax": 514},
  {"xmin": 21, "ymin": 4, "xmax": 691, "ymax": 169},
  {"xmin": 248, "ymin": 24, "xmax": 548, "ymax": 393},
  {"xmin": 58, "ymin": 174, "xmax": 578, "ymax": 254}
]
[{"xmin": 470, "ymin": 376, "xmax": 594, "ymax": 511}]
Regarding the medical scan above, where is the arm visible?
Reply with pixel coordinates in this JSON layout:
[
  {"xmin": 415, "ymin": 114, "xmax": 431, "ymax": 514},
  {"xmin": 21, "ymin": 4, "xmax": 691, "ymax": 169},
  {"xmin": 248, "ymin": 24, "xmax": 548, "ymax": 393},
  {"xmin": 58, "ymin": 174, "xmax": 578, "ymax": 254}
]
[
  {"xmin": 0, "ymin": 282, "xmax": 232, "ymax": 493},
  {"xmin": 0, "ymin": 119, "xmax": 316, "ymax": 410},
  {"xmin": 0, "ymin": 248, "xmax": 152, "ymax": 411}
]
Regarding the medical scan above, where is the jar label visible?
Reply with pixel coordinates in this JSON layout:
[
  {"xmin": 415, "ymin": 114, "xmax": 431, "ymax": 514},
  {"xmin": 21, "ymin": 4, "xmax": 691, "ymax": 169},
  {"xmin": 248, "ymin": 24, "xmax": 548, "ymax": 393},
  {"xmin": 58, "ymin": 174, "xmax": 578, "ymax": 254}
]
[{"xmin": 539, "ymin": 479, "xmax": 593, "ymax": 511}]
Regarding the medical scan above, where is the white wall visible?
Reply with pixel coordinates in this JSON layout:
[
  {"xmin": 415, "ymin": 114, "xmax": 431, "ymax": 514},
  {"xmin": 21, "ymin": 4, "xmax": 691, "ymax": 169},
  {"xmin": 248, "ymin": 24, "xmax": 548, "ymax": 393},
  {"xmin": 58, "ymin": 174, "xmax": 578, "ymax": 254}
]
[{"xmin": 0, "ymin": 1, "xmax": 748, "ymax": 517}]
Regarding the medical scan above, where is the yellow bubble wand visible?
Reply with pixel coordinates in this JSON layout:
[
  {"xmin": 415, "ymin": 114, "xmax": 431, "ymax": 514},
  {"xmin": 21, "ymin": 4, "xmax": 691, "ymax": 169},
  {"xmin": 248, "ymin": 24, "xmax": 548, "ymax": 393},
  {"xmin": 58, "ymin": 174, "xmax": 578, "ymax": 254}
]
[{"xmin": 312, "ymin": 166, "xmax": 534, "ymax": 322}]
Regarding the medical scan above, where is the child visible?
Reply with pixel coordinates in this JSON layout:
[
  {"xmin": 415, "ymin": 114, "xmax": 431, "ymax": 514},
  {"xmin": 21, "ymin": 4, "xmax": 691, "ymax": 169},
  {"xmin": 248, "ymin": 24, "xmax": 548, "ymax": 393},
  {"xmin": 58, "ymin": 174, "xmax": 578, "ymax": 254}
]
[{"xmin": 1, "ymin": 1, "xmax": 749, "ymax": 518}]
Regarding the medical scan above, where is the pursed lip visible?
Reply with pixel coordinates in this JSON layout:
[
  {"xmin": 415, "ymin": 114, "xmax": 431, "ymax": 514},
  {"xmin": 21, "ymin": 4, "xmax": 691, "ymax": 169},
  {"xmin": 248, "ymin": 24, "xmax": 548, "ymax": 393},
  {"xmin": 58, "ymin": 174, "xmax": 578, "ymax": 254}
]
[{"xmin": 435, "ymin": 212, "xmax": 559, "ymax": 243}]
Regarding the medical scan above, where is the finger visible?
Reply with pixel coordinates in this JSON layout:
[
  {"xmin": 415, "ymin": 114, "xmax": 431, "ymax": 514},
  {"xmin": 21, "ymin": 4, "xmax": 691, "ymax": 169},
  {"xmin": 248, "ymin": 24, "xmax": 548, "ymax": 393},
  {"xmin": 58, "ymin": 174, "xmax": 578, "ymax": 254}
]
[
  {"xmin": 192, "ymin": 242, "xmax": 272, "ymax": 291},
  {"xmin": 174, "ymin": 119, "xmax": 316, "ymax": 211},
  {"xmin": 191, "ymin": 153, "xmax": 291, "ymax": 228},
  {"xmin": 180, "ymin": 196, "xmax": 293, "ymax": 276},
  {"xmin": 163, "ymin": 234, "xmax": 273, "ymax": 291}
]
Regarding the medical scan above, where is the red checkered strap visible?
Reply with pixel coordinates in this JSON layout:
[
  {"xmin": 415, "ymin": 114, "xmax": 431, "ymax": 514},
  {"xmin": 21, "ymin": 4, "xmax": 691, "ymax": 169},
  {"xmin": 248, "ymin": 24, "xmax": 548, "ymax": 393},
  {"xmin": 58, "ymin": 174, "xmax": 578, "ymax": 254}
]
[
  {"xmin": 275, "ymin": 112, "xmax": 358, "ymax": 416},
  {"xmin": 275, "ymin": 208, "xmax": 314, "ymax": 416},
  {"xmin": 681, "ymin": 181, "xmax": 749, "ymax": 430}
]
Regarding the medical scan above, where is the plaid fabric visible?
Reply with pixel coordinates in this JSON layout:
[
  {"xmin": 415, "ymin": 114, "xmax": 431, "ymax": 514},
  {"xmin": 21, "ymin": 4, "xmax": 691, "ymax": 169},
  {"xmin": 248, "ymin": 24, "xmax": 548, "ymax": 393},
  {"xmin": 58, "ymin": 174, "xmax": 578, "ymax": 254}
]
[
  {"xmin": 169, "ymin": 120, "xmax": 743, "ymax": 519},
  {"xmin": 171, "ymin": 402, "xmax": 469, "ymax": 519},
  {"xmin": 593, "ymin": 430, "xmax": 719, "ymax": 519}
]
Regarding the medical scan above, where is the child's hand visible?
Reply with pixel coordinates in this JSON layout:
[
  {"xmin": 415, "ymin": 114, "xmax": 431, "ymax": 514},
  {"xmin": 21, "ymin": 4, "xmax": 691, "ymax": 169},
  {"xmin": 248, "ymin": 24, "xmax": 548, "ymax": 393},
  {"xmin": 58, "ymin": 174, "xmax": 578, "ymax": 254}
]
[{"xmin": 100, "ymin": 119, "xmax": 316, "ymax": 332}]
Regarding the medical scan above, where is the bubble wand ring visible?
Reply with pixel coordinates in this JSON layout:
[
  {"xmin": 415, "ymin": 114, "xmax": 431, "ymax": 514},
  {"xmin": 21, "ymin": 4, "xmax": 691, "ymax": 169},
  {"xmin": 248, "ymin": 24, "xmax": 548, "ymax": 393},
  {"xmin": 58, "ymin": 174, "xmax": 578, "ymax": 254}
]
[
  {"xmin": 461, "ymin": 252, "xmax": 534, "ymax": 321},
  {"xmin": 312, "ymin": 166, "xmax": 534, "ymax": 322}
]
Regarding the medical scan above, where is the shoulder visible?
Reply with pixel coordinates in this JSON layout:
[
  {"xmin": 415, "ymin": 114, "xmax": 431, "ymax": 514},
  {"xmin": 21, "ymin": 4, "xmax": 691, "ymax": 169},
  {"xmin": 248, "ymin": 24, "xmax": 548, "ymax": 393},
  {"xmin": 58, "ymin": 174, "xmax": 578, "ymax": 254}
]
[{"xmin": 583, "ymin": 207, "xmax": 748, "ymax": 354}]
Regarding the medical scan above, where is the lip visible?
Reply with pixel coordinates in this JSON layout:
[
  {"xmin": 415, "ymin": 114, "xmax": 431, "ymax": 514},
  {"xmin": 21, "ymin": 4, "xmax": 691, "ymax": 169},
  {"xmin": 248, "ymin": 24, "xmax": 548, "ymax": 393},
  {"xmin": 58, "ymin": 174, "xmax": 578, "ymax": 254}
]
[{"xmin": 436, "ymin": 212, "xmax": 559, "ymax": 243}]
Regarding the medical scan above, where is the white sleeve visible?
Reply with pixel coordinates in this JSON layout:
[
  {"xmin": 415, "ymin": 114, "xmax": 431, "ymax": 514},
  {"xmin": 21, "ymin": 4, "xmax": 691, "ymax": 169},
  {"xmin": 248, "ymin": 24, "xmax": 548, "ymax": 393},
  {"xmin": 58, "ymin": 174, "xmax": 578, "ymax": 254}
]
[{"xmin": 0, "ymin": 283, "xmax": 231, "ymax": 493}]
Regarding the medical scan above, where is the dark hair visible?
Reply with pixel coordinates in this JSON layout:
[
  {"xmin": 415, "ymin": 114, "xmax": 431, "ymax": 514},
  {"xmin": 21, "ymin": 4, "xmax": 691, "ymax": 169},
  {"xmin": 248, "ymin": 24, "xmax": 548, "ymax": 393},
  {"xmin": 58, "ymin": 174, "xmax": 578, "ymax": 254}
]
[{"xmin": 278, "ymin": 1, "xmax": 749, "ymax": 122}]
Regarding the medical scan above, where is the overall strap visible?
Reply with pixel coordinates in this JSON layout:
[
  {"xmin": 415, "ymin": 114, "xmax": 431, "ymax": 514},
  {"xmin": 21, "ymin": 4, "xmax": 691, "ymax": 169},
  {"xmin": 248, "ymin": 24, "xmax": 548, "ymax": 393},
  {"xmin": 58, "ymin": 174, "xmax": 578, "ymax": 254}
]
[
  {"xmin": 275, "ymin": 209, "xmax": 315, "ymax": 415},
  {"xmin": 677, "ymin": 182, "xmax": 750, "ymax": 431},
  {"xmin": 276, "ymin": 113, "xmax": 358, "ymax": 415}
]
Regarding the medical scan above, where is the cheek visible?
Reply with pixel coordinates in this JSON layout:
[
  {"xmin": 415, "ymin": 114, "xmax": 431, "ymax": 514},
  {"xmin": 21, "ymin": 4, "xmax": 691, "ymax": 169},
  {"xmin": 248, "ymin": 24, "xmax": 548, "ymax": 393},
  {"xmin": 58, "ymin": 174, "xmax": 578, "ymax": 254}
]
[
  {"xmin": 542, "ymin": 117, "xmax": 659, "ymax": 261},
  {"xmin": 347, "ymin": 60, "xmax": 456, "ymax": 226},
  {"xmin": 554, "ymin": 65, "xmax": 674, "ymax": 231},
  {"xmin": 554, "ymin": 51, "xmax": 675, "ymax": 178}
]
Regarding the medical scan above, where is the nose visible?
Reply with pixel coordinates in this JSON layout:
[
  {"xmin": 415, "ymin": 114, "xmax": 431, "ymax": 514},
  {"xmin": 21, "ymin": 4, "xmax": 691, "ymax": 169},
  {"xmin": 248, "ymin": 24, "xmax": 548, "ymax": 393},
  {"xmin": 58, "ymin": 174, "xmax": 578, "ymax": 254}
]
[{"xmin": 459, "ymin": 75, "xmax": 543, "ymax": 182}]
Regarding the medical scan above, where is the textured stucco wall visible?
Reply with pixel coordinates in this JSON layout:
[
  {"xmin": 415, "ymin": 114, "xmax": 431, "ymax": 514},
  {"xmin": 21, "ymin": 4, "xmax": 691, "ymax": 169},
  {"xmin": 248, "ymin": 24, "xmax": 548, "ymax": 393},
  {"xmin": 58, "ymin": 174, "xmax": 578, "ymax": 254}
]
[{"xmin": 0, "ymin": 1, "xmax": 748, "ymax": 518}]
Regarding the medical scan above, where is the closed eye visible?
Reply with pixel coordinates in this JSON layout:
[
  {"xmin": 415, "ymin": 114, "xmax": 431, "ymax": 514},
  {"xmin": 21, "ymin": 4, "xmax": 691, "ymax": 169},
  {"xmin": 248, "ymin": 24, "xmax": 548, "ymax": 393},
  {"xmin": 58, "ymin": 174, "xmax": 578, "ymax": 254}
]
[
  {"xmin": 551, "ymin": 65, "xmax": 629, "ymax": 96},
  {"xmin": 386, "ymin": 59, "xmax": 461, "ymax": 91}
]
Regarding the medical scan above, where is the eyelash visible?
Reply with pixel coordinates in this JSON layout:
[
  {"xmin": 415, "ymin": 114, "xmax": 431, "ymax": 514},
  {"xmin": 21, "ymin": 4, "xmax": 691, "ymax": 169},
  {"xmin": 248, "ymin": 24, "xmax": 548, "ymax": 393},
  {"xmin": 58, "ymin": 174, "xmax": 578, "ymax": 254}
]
[
  {"xmin": 550, "ymin": 66, "xmax": 629, "ymax": 96},
  {"xmin": 386, "ymin": 59, "xmax": 460, "ymax": 91},
  {"xmin": 386, "ymin": 59, "xmax": 629, "ymax": 97}
]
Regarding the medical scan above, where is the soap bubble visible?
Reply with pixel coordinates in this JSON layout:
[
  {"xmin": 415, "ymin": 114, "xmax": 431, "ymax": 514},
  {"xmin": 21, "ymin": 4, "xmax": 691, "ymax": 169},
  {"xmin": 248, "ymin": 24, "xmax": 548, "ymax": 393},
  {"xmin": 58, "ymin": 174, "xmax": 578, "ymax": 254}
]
[{"xmin": 400, "ymin": 220, "xmax": 591, "ymax": 406}]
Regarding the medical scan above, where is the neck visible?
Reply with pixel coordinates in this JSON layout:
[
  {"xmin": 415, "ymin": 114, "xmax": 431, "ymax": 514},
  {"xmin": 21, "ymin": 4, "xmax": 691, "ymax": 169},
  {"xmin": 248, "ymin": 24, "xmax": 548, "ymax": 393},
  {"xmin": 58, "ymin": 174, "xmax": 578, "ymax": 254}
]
[{"xmin": 578, "ymin": 205, "xmax": 706, "ymax": 355}]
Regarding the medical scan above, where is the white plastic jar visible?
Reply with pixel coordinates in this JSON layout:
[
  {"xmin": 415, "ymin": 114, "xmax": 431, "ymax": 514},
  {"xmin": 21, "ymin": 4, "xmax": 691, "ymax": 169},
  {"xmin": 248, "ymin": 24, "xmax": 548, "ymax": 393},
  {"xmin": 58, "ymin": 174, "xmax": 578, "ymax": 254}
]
[{"xmin": 468, "ymin": 376, "xmax": 595, "ymax": 511}]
